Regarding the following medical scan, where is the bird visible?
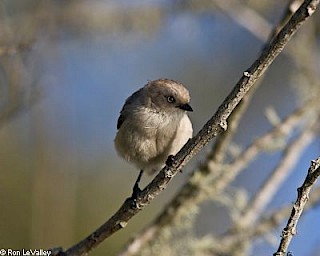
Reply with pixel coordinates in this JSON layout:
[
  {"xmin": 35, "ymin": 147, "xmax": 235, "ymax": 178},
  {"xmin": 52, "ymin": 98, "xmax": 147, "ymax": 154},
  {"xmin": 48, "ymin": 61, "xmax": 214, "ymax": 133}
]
[{"xmin": 114, "ymin": 78, "xmax": 193, "ymax": 197}]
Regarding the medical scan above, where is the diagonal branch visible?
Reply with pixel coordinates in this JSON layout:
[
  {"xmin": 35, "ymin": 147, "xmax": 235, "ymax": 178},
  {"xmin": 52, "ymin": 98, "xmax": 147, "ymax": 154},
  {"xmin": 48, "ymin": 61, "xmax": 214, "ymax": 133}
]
[
  {"xmin": 274, "ymin": 156, "xmax": 320, "ymax": 256},
  {"xmin": 52, "ymin": 1, "xmax": 320, "ymax": 255}
]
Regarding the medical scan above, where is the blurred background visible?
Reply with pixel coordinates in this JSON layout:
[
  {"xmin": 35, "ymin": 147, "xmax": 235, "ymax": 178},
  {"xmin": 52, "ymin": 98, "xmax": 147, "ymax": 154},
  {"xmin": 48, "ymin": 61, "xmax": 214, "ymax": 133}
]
[{"xmin": 0, "ymin": 1, "xmax": 319, "ymax": 255}]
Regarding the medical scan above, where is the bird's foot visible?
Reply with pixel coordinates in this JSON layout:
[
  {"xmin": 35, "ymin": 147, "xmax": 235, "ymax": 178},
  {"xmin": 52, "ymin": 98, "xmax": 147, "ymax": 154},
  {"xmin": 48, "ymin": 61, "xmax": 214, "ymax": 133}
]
[
  {"xmin": 166, "ymin": 155, "xmax": 176, "ymax": 166},
  {"xmin": 131, "ymin": 183, "xmax": 142, "ymax": 199},
  {"xmin": 166, "ymin": 155, "xmax": 183, "ymax": 173},
  {"xmin": 131, "ymin": 170, "xmax": 143, "ymax": 199}
]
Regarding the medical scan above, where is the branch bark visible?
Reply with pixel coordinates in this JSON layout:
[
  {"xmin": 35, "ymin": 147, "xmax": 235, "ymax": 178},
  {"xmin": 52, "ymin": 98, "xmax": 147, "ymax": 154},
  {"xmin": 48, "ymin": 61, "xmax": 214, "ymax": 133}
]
[{"xmin": 52, "ymin": 1, "xmax": 320, "ymax": 255}]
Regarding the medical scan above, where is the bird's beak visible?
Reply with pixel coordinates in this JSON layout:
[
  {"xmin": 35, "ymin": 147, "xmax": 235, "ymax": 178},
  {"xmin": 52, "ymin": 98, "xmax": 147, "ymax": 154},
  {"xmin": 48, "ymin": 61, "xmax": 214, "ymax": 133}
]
[{"xmin": 178, "ymin": 103, "xmax": 193, "ymax": 112}]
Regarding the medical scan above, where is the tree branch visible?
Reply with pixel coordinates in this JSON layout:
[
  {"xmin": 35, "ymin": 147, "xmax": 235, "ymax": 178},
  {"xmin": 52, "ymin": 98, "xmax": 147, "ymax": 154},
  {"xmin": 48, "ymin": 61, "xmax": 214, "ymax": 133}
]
[
  {"xmin": 52, "ymin": 1, "xmax": 320, "ymax": 255},
  {"xmin": 273, "ymin": 156, "xmax": 320, "ymax": 256}
]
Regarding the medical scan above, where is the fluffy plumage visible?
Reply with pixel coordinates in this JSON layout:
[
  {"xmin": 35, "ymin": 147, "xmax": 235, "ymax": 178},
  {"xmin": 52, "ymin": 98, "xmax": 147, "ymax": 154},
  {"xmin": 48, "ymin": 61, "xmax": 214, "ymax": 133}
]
[{"xmin": 114, "ymin": 78, "xmax": 193, "ymax": 174}]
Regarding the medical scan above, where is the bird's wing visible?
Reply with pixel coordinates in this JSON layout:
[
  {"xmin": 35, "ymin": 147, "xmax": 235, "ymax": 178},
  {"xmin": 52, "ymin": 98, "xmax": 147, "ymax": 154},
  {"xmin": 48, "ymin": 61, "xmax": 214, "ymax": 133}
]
[
  {"xmin": 117, "ymin": 114, "xmax": 125, "ymax": 129},
  {"xmin": 117, "ymin": 88, "xmax": 144, "ymax": 130}
]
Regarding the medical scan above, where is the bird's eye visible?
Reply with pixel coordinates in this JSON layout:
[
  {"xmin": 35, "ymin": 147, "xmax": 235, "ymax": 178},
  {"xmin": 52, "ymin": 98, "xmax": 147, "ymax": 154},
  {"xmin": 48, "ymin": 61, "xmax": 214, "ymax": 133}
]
[{"xmin": 167, "ymin": 96, "xmax": 176, "ymax": 103}]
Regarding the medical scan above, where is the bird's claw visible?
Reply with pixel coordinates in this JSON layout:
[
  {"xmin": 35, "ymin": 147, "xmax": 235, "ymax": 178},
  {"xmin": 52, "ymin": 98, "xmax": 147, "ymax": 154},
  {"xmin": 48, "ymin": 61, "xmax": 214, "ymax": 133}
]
[
  {"xmin": 166, "ymin": 155, "xmax": 176, "ymax": 166},
  {"xmin": 131, "ymin": 183, "xmax": 142, "ymax": 199},
  {"xmin": 166, "ymin": 155, "xmax": 183, "ymax": 173},
  {"xmin": 131, "ymin": 170, "xmax": 143, "ymax": 199}
]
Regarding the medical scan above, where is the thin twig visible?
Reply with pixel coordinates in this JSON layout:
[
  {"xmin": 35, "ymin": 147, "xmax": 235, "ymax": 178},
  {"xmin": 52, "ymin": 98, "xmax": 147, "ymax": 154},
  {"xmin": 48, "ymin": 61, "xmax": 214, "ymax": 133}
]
[
  {"xmin": 254, "ymin": 184, "xmax": 320, "ymax": 240},
  {"xmin": 51, "ymin": 1, "xmax": 320, "ymax": 255},
  {"xmin": 274, "ymin": 156, "xmax": 320, "ymax": 256},
  {"xmin": 238, "ymin": 120, "xmax": 318, "ymax": 227},
  {"xmin": 208, "ymin": 185, "xmax": 320, "ymax": 255}
]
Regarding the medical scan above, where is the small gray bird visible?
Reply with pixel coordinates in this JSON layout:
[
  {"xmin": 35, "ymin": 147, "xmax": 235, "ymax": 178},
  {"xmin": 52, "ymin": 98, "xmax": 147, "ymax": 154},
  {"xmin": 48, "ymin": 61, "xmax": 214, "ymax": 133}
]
[{"xmin": 114, "ymin": 79, "xmax": 193, "ymax": 196}]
